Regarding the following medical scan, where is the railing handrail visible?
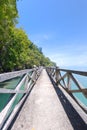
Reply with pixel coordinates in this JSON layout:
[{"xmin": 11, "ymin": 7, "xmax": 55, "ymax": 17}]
[
  {"xmin": 59, "ymin": 68, "xmax": 87, "ymax": 76},
  {"xmin": 0, "ymin": 67, "xmax": 43, "ymax": 130},
  {"xmin": 46, "ymin": 66, "xmax": 87, "ymax": 113},
  {"xmin": 0, "ymin": 69, "xmax": 36, "ymax": 82},
  {"xmin": 49, "ymin": 67, "xmax": 87, "ymax": 76}
]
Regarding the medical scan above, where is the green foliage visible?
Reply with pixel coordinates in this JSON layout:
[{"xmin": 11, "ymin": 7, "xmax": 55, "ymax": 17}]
[
  {"xmin": 0, "ymin": 0, "xmax": 56, "ymax": 73},
  {"xmin": 0, "ymin": 0, "xmax": 18, "ymax": 72}
]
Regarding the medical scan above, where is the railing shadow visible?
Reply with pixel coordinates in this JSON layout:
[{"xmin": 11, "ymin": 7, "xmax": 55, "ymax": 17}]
[{"xmin": 49, "ymin": 77, "xmax": 87, "ymax": 130}]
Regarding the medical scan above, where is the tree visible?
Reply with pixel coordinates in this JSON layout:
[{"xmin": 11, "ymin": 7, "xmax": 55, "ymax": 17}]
[
  {"xmin": 0, "ymin": 0, "xmax": 18, "ymax": 72},
  {"xmin": 0, "ymin": 0, "xmax": 56, "ymax": 72}
]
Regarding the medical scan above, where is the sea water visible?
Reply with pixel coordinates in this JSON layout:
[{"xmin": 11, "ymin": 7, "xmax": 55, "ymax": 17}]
[
  {"xmin": 0, "ymin": 76, "xmax": 23, "ymax": 112},
  {"xmin": 0, "ymin": 70, "xmax": 87, "ymax": 113},
  {"xmin": 72, "ymin": 74, "xmax": 87, "ymax": 106},
  {"xmin": 60, "ymin": 68, "xmax": 87, "ymax": 107},
  {"xmin": 0, "ymin": 72, "xmax": 33, "ymax": 113}
]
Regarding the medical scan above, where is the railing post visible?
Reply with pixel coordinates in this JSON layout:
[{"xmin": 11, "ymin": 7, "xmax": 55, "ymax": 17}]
[
  {"xmin": 49, "ymin": 67, "xmax": 52, "ymax": 75},
  {"xmin": 56, "ymin": 67, "xmax": 59, "ymax": 85},
  {"xmin": 34, "ymin": 67, "xmax": 38, "ymax": 81},
  {"xmin": 67, "ymin": 72, "xmax": 71, "ymax": 91}
]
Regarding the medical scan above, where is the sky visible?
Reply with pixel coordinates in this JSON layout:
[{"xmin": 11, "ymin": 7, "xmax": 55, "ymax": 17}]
[{"xmin": 17, "ymin": 0, "xmax": 87, "ymax": 70}]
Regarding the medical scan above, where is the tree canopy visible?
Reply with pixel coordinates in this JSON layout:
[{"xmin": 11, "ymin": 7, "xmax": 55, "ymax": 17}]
[{"xmin": 0, "ymin": 0, "xmax": 56, "ymax": 73}]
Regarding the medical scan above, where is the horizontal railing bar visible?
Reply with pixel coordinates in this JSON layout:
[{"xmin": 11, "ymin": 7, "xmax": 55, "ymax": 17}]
[
  {"xmin": 47, "ymin": 67, "xmax": 87, "ymax": 76},
  {"xmin": 0, "ymin": 69, "xmax": 35, "ymax": 82},
  {"xmin": 0, "ymin": 88, "xmax": 27, "ymax": 93},
  {"xmin": 59, "ymin": 68, "xmax": 87, "ymax": 76},
  {"xmin": 68, "ymin": 88, "xmax": 87, "ymax": 93}
]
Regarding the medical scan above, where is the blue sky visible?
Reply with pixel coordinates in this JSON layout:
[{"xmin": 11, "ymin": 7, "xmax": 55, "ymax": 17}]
[{"xmin": 17, "ymin": 0, "xmax": 87, "ymax": 70}]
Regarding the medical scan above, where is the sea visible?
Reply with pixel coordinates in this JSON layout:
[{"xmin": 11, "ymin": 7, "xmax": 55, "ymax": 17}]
[
  {"xmin": 60, "ymin": 66, "xmax": 87, "ymax": 107},
  {"xmin": 0, "ymin": 66, "xmax": 87, "ymax": 114}
]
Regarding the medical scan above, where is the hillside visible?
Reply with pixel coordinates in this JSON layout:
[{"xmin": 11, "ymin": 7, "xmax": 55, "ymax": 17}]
[{"xmin": 0, "ymin": 0, "xmax": 56, "ymax": 72}]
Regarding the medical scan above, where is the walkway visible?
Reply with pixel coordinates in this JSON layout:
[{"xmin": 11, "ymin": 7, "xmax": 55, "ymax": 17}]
[{"xmin": 11, "ymin": 69, "xmax": 87, "ymax": 130}]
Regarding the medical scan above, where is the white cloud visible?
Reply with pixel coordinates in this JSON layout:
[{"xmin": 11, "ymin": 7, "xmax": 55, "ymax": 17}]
[
  {"xmin": 29, "ymin": 32, "xmax": 87, "ymax": 68},
  {"xmin": 49, "ymin": 52, "xmax": 87, "ymax": 67}
]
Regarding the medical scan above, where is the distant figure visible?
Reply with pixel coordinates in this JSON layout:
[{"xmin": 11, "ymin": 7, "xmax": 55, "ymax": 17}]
[{"xmin": 33, "ymin": 65, "xmax": 37, "ymax": 68}]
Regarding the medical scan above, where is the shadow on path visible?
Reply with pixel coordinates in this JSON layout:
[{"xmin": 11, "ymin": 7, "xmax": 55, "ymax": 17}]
[{"xmin": 50, "ymin": 77, "xmax": 87, "ymax": 130}]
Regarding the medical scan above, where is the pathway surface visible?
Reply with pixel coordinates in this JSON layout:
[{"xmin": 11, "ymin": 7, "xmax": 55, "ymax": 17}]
[{"xmin": 11, "ymin": 69, "xmax": 87, "ymax": 130}]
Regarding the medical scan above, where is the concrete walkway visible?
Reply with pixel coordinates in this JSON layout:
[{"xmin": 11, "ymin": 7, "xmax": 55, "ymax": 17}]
[{"xmin": 11, "ymin": 69, "xmax": 87, "ymax": 130}]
